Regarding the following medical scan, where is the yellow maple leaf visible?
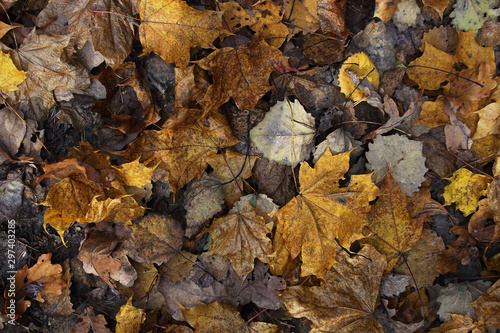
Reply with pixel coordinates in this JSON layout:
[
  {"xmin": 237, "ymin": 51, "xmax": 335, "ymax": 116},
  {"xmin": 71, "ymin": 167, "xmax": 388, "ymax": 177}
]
[
  {"xmin": 442, "ymin": 168, "xmax": 492, "ymax": 216},
  {"xmin": 361, "ymin": 173, "xmax": 425, "ymax": 270},
  {"xmin": 338, "ymin": 52, "xmax": 380, "ymax": 102},
  {"xmin": 139, "ymin": 0, "xmax": 224, "ymax": 68},
  {"xmin": 275, "ymin": 150, "xmax": 379, "ymax": 278},
  {"xmin": 116, "ymin": 298, "xmax": 145, "ymax": 333},
  {"xmin": 0, "ymin": 52, "xmax": 26, "ymax": 92}
]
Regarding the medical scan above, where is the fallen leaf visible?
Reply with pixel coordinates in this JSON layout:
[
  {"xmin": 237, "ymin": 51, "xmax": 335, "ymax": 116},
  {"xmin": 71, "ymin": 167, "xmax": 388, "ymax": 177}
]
[
  {"xmin": 380, "ymin": 273, "xmax": 412, "ymax": 298},
  {"xmin": 374, "ymin": 0, "xmax": 401, "ymax": 22},
  {"xmin": 77, "ymin": 227, "xmax": 132, "ymax": 287},
  {"xmin": 442, "ymin": 168, "xmax": 492, "ymax": 216},
  {"xmin": 422, "ymin": 0, "xmax": 450, "ymax": 18},
  {"xmin": 71, "ymin": 307, "xmax": 111, "ymax": 333},
  {"xmin": 129, "ymin": 214, "xmax": 184, "ymax": 265},
  {"xmin": 139, "ymin": 0, "xmax": 224, "ymax": 68},
  {"xmin": 369, "ymin": 95, "xmax": 422, "ymax": 138},
  {"xmin": 407, "ymin": 31, "xmax": 495, "ymax": 90},
  {"xmin": 0, "ymin": 52, "xmax": 26, "ymax": 91},
  {"xmin": 36, "ymin": 0, "xmax": 134, "ymax": 68},
  {"xmin": 472, "ymin": 279, "xmax": 500, "ymax": 328},
  {"xmin": 183, "ymin": 173, "xmax": 225, "ymax": 237},
  {"xmin": 366, "ymin": 134, "xmax": 428, "ymax": 197},
  {"xmin": 313, "ymin": 128, "xmax": 361, "ymax": 163},
  {"xmin": 197, "ymin": 39, "xmax": 289, "ymax": 116},
  {"xmin": 207, "ymin": 150, "xmax": 257, "ymax": 207},
  {"xmin": 115, "ymin": 297, "xmax": 145, "ymax": 333},
  {"xmin": 361, "ymin": 173, "xmax": 424, "ymax": 270},
  {"xmin": 0, "ymin": 108, "xmax": 27, "ymax": 163},
  {"xmin": 392, "ymin": 0, "xmax": 423, "ymax": 31},
  {"xmin": 121, "ymin": 111, "xmax": 238, "ymax": 194},
  {"xmin": 393, "ymin": 229, "xmax": 451, "ymax": 288},
  {"xmin": 39, "ymin": 260, "xmax": 73, "ymax": 316},
  {"xmin": 281, "ymin": 245, "xmax": 386, "ymax": 332},
  {"xmin": 428, "ymin": 281, "xmax": 491, "ymax": 321},
  {"xmin": 4, "ymin": 253, "xmax": 66, "ymax": 319},
  {"xmin": 181, "ymin": 302, "xmax": 259, "ymax": 333},
  {"xmin": 283, "ymin": 0, "xmax": 320, "ymax": 35},
  {"xmin": 450, "ymin": 0, "xmax": 500, "ymax": 35},
  {"xmin": 130, "ymin": 261, "xmax": 158, "ymax": 300},
  {"xmin": 429, "ymin": 314, "xmax": 479, "ymax": 333},
  {"xmin": 207, "ymin": 200, "xmax": 272, "ymax": 279},
  {"xmin": 159, "ymin": 255, "xmax": 284, "ymax": 321},
  {"xmin": 3, "ymin": 30, "xmax": 91, "ymax": 124},
  {"xmin": 252, "ymin": 158, "xmax": 297, "ymax": 207},
  {"xmin": 338, "ymin": 52, "xmax": 380, "ymax": 102},
  {"xmin": 317, "ymin": 0, "xmax": 348, "ymax": 38},
  {"xmin": 275, "ymin": 150, "xmax": 379, "ymax": 278},
  {"xmin": 250, "ymin": 98, "xmax": 316, "ymax": 167},
  {"xmin": 473, "ymin": 89, "xmax": 500, "ymax": 140}
]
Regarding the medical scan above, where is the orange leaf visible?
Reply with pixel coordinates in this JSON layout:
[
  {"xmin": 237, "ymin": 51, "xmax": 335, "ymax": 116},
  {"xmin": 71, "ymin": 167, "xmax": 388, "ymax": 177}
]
[
  {"xmin": 4, "ymin": 253, "xmax": 66, "ymax": 319},
  {"xmin": 275, "ymin": 150, "xmax": 379, "ymax": 278}
]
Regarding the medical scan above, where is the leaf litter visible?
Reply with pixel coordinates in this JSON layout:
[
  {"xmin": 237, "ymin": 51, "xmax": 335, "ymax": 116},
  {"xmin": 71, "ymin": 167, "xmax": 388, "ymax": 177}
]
[{"xmin": 0, "ymin": 0, "xmax": 499, "ymax": 331}]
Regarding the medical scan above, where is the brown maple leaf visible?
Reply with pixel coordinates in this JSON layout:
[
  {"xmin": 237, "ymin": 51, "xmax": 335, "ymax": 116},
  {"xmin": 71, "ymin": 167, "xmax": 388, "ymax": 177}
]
[{"xmin": 197, "ymin": 38, "xmax": 289, "ymax": 116}]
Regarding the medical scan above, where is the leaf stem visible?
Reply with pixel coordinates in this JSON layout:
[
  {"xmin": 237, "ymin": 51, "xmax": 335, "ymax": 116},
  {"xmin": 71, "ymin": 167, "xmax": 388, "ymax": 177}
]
[{"xmin": 88, "ymin": 9, "xmax": 143, "ymax": 22}]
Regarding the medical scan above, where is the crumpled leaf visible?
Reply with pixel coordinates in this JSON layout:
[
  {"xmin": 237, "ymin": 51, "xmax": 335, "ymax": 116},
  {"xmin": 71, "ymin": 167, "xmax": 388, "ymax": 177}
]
[
  {"xmin": 369, "ymin": 95, "xmax": 422, "ymax": 139},
  {"xmin": 317, "ymin": 0, "xmax": 348, "ymax": 39},
  {"xmin": 442, "ymin": 168, "xmax": 492, "ymax": 216},
  {"xmin": 450, "ymin": 0, "xmax": 500, "ymax": 35},
  {"xmin": 275, "ymin": 150, "xmax": 379, "ymax": 278},
  {"xmin": 374, "ymin": 0, "xmax": 401, "ymax": 22},
  {"xmin": 3, "ymin": 30, "xmax": 91, "ymax": 124},
  {"xmin": 207, "ymin": 200, "xmax": 272, "ymax": 279},
  {"xmin": 0, "ymin": 52, "xmax": 26, "ymax": 91},
  {"xmin": 115, "ymin": 297, "xmax": 145, "ymax": 333},
  {"xmin": 121, "ymin": 111, "xmax": 238, "ymax": 194},
  {"xmin": 77, "ymin": 225, "xmax": 136, "ymax": 288},
  {"xmin": 361, "ymin": 174, "xmax": 424, "ymax": 270},
  {"xmin": 366, "ymin": 134, "xmax": 428, "ymax": 197},
  {"xmin": 281, "ymin": 245, "xmax": 386, "ymax": 332},
  {"xmin": 472, "ymin": 279, "xmax": 500, "ymax": 328},
  {"xmin": 4, "ymin": 253, "xmax": 66, "ymax": 319},
  {"xmin": 36, "ymin": 0, "xmax": 134, "ymax": 68},
  {"xmin": 198, "ymin": 39, "xmax": 289, "ymax": 116},
  {"xmin": 250, "ymin": 98, "xmax": 315, "ymax": 167},
  {"xmin": 39, "ymin": 260, "xmax": 73, "ymax": 316},
  {"xmin": 139, "ymin": 0, "xmax": 224, "ymax": 68},
  {"xmin": 338, "ymin": 52, "xmax": 380, "ymax": 102}
]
